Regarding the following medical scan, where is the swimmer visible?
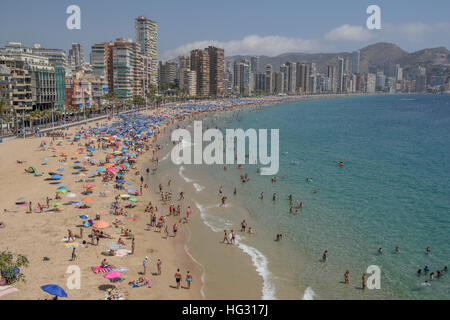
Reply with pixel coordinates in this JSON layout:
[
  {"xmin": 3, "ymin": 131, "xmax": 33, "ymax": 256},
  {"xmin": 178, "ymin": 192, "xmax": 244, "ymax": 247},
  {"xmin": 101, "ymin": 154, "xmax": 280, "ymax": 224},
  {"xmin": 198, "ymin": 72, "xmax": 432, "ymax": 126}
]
[
  {"xmin": 395, "ymin": 246, "xmax": 400, "ymax": 253},
  {"xmin": 417, "ymin": 269, "xmax": 422, "ymax": 276},
  {"xmin": 377, "ymin": 248, "xmax": 383, "ymax": 255},
  {"xmin": 260, "ymin": 192, "xmax": 264, "ymax": 200}
]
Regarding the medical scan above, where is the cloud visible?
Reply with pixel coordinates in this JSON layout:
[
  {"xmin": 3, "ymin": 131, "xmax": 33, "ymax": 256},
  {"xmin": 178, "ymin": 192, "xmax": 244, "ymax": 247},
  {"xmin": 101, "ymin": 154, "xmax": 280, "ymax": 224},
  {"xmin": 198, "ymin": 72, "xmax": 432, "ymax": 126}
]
[
  {"xmin": 161, "ymin": 35, "xmax": 325, "ymax": 60},
  {"xmin": 161, "ymin": 22, "xmax": 449, "ymax": 59},
  {"xmin": 323, "ymin": 24, "xmax": 373, "ymax": 42}
]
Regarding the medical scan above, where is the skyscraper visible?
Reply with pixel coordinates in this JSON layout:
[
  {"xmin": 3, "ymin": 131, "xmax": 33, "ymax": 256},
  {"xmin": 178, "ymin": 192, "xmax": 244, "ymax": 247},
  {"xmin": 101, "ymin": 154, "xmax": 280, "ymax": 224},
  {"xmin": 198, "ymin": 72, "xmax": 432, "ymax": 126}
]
[
  {"xmin": 190, "ymin": 49, "xmax": 210, "ymax": 96},
  {"xmin": 352, "ymin": 50, "xmax": 360, "ymax": 74},
  {"xmin": 296, "ymin": 63, "xmax": 310, "ymax": 94},
  {"xmin": 68, "ymin": 43, "xmax": 84, "ymax": 72},
  {"xmin": 337, "ymin": 57, "xmax": 345, "ymax": 93},
  {"xmin": 207, "ymin": 46, "xmax": 224, "ymax": 96},
  {"xmin": 159, "ymin": 60, "xmax": 178, "ymax": 85},
  {"xmin": 286, "ymin": 62, "xmax": 296, "ymax": 94},
  {"xmin": 135, "ymin": 16, "xmax": 158, "ymax": 86},
  {"xmin": 265, "ymin": 64, "xmax": 273, "ymax": 94}
]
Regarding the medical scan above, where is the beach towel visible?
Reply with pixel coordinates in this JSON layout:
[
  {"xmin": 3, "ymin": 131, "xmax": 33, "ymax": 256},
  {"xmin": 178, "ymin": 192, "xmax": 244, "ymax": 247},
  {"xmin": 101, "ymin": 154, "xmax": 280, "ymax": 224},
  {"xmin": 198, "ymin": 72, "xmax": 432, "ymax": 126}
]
[
  {"xmin": 115, "ymin": 249, "xmax": 131, "ymax": 257},
  {"xmin": 129, "ymin": 280, "xmax": 151, "ymax": 288},
  {"xmin": 92, "ymin": 266, "xmax": 112, "ymax": 274},
  {"xmin": 0, "ymin": 287, "xmax": 18, "ymax": 297}
]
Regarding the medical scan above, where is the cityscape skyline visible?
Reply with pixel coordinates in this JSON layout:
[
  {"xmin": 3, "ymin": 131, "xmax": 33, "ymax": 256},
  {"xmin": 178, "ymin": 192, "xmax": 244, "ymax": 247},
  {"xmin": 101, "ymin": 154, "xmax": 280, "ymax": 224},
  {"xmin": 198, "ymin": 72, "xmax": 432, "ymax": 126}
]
[{"xmin": 0, "ymin": 0, "xmax": 449, "ymax": 61}]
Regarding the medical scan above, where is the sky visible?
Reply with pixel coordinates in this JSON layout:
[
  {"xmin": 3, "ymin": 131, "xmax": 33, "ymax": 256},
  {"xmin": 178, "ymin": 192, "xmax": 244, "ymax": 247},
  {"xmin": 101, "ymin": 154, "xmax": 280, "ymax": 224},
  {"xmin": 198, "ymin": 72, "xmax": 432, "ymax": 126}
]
[{"xmin": 0, "ymin": 0, "xmax": 449, "ymax": 61}]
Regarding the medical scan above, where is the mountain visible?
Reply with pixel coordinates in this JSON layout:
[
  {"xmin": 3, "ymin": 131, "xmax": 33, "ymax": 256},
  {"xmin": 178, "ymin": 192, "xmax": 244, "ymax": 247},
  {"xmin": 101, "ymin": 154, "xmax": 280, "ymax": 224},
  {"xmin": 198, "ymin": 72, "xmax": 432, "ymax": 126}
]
[{"xmin": 226, "ymin": 42, "xmax": 450, "ymax": 75}]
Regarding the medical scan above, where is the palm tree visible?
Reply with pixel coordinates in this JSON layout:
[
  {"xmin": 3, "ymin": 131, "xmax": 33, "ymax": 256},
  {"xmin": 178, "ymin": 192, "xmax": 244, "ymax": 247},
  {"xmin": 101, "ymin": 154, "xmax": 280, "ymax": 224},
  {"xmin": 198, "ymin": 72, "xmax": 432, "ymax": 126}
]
[
  {"xmin": 146, "ymin": 84, "xmax": 157, "ymax": 110},
  {"xmin": 103, "ymin": 92, "xmax": 118, "ymax": 115}
]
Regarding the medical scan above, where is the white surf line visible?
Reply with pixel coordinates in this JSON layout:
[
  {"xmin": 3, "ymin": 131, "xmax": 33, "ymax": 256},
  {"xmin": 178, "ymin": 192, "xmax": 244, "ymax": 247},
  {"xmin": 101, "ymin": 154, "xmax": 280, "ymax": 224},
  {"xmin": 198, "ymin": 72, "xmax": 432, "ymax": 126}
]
[
  {"xmin": 184, "ymin": 243, "xmax": 206, "ymax": 300},
  {"xmin": 235, "ymin": 234, "xmax": 277, "ymax": 300},
  {"xmin": 178, "ymin": 166, "xmax": 195, "ymax": 183}
]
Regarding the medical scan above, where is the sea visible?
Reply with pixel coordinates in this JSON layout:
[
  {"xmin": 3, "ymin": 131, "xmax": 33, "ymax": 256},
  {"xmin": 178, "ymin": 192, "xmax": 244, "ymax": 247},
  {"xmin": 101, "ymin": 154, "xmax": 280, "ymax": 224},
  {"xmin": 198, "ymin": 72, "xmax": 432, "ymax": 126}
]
[{"xmin": 156, "ymin": 94, "xmax": 450, "ymax": 300}]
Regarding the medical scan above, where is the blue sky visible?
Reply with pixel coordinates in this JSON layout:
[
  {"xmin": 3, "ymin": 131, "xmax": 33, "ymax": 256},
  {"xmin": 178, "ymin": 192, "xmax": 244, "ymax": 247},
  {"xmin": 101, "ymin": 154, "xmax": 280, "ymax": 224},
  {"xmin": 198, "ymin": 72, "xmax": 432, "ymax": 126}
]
[{"xmin": 0, "ymin": 0, "xmax": 449, "ymax": 60}]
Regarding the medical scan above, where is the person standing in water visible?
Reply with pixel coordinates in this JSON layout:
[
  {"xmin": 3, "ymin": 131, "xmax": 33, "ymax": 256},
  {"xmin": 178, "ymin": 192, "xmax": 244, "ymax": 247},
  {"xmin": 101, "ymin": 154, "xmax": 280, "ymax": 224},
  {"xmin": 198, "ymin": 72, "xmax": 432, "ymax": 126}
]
[
  {"xmin": 344, "ymin": 270, "xmax": 350, "ymax": 284},
  {"xmin": 322, "ymin": 251, "xmax": 328, "ymax": 262},
  {"xmin": 223, "ymin": 230, "xmax": 230, "ymax": 244},
  {"xmin": 362, "ymin": 273, "xmax": 367, "ymax": 290}
]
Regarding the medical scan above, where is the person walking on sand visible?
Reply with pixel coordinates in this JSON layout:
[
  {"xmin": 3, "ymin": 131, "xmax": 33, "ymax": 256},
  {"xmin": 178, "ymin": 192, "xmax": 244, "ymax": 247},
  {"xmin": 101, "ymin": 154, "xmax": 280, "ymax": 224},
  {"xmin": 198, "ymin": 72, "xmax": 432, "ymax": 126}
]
[
  {"xmin": 175, "ymin": 269, "xmax": 182, "ymax": 289},
  {"xmin": 71, "ymin": 248, "xmax": 77, "ymax": 261},
  {"xmin": 173, "ymin": 223, "xmax": 178, "ymax": 237},
  {"xmin": 231, "ymin": 230, "xmax": 236, "ymax": 244},
  {"xmin": 157, "ymin": 259, "xmax": 162, "ymax": 275},
  {"xmin": 131, "ymin": 238, "xmax": 135, "ymax": 254},
  {"xmin": 186, "ymin": 271, "xmax": 192, "ymax": 289},
  {"xmin": 143, "ymin": 256, "xmax": 148, "ymax": 275},
  {"xmin": 28, "ymin": 202, "xmax": 32, "ymax": 213}
]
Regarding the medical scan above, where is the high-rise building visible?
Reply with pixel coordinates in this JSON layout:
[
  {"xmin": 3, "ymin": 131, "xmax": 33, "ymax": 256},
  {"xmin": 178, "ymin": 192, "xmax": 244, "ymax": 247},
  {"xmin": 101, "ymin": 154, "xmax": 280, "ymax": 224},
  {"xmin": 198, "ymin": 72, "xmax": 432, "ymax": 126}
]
[
  {"xmin": 190, "ymin": 49, "xmax": 210, "ymax": 96},
  {"xmin": 376, "ymin": 72, "xmax": 386, "ymax": 91},
  {"xmin": 110, "ymin": 38, "xmax": 143, "ymax": 100},
  {"xmin": 310, "ymin": 63, "xmax": 317, "ymax": 94},
  {"xmin": 296, "ymin": 63, "xmax": 310, "ymax": 94},
  {"xmin": 0, "ymin": 42, "xmax": 56, "ymax": 112},
  {"xmin": 255, "ymin": 72, "xmax": 266, "ymax": 93},
  {"xmin": 327, "ymin": 65, "xmax": 336, "ymax": 93},
  {"xmin": 274, "ymin": 71, "xmax": 284, "ymax": 94},
  {"xmin": 207, "ymin": 46, "xmax": 224, "ymax": 96},
  {"xmin": 0, "ymin": 65, "xmax": 12, "ymax": 105},
  {"xmin": 265, "ymin": 64, "xmax": 273, "ymax": 94},
  {"xmin": 68, "ymin": 43, "xmax": 84, "ymax": 72},
  {"xmin": 32, "ymin": 44, "xmax": 67, "ymax": 109},
  {"xmin": 285, "ymin": 62, "xmax": 296, "ymax": 94},
  {"xmin": 159, "ymin": 60, "xmax": 178, "ymax": 85},
  {"xmin": 352, "ymin": 50, "xmax": 360, "ymax": 74},
  {"xmin": 135, "ymin": 16, "xmax": 158, "ymax": 86},
  {"xmin": 395, "ymin": 64, "xmax": 403, "ymax": 82},
  {"xmin": 280, "ymin": 64, "xmax": 288, "ymax": 94},
  {"xmin": 365, "ymin": 73, "xmax": 376, "ymax": 93},
  {"xmin": 337, "ymin": 57, "xmax": 345, "ymax": 93},
  {"xmin": 179, "ymin": 68, "xmax": 197, "ymax": 97}
]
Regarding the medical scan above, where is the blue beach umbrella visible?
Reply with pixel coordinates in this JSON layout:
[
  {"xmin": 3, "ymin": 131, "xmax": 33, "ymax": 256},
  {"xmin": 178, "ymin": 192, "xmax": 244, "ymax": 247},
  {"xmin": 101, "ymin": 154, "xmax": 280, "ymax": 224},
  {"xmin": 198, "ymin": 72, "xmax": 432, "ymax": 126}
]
[
  {"xmin": 51, "ymin": 174, "xmax": 62, "ymax": 180},
  {"xmin": 96, "ymin": 168, "xmax": 105, "ymax": 172},
  {"xmin": 57, "ymin": 168, "xmax": 64, "ymax": 172},
  {"xmin": 41, "ymin": 284, "xmax": 68, "ymax": 298}
]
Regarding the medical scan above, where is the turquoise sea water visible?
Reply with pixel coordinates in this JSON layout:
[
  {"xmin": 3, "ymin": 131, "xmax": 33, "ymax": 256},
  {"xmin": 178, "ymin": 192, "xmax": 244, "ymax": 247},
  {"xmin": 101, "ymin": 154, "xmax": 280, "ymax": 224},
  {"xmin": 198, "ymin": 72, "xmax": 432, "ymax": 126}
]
[{"xmin": 167, "ymin": 94, "xmax": 450, "ymax": 299}]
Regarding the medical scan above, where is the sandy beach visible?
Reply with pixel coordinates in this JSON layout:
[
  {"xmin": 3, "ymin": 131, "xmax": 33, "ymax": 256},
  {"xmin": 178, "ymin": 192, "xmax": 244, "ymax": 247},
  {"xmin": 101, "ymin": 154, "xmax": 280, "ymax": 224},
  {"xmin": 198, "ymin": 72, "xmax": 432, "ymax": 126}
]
[
  {"xmin": 0, "ymin": 108, "xmax": 207, "ymax": 300},
  {"xmin": 0, "ymin": 96, "xmax": 300, "ymax": 300}
]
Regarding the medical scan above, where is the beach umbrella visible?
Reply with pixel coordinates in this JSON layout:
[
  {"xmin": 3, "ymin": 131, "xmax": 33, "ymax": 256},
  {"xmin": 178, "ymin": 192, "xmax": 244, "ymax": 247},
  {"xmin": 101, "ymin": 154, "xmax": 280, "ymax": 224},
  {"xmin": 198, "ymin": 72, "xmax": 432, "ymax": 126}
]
[
  {"xmin": 56, "ymin": 189, "xmax": 67, "ymax": 195},
  {"xmin": 103, "ymin": 271, "xmax": 121, "ymax": 279},
  {"xmin": 82, "ymin": 198, "xmax": 93, "ymax": 203},
  {"xmin": 126, "ymin": 188, "xmax": 137, "ymax": 194},
  {"xmin": 51, "ymin": 201, "xmax": 61, "ymax": 207},
  {"xmin": 56, "ymin": 168, "xmax": 64, "ymax": 172},
  {"xmin": 84, "ymin": 184, "xmax": 95, "ymax": 189},
  {"xmin": 66, "ymin": 193, "xmax": 77, "ymax": 198},
  {"xmin": 57, "ymin": 186, "xmax": 67, "ymax": 190},
  {"xmin": 51, "ymin": 174, "xmax": 62, "ymax": 180},
  {"xmin": 128, "ymin": 197, "xmax": 138, "ymax": 202},
  {"xmin": 79, "ymin": 215, "xmax": 88, "ymax": 219},
  {"xmin": 41, "ymin": 285, "xmax": 67, "ymax": 298},
  {"xmin": 93, "ymin": 221, "xmax": 109, "ymax": 229},
  {"xmin": 120, "ymin": 194, "xmax": 130, "ymax": 199},
  {"xmin": 96, "ymin": 168, "xmax": 105, "ymax": 172}
]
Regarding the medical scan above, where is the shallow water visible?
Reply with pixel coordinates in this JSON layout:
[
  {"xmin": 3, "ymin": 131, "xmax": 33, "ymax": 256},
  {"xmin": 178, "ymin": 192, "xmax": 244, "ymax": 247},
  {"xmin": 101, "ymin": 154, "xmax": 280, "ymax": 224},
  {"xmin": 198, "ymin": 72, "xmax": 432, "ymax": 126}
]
[{"xmin": 159, "ymin": 94, "xmax": 450, "ymax": 300}]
